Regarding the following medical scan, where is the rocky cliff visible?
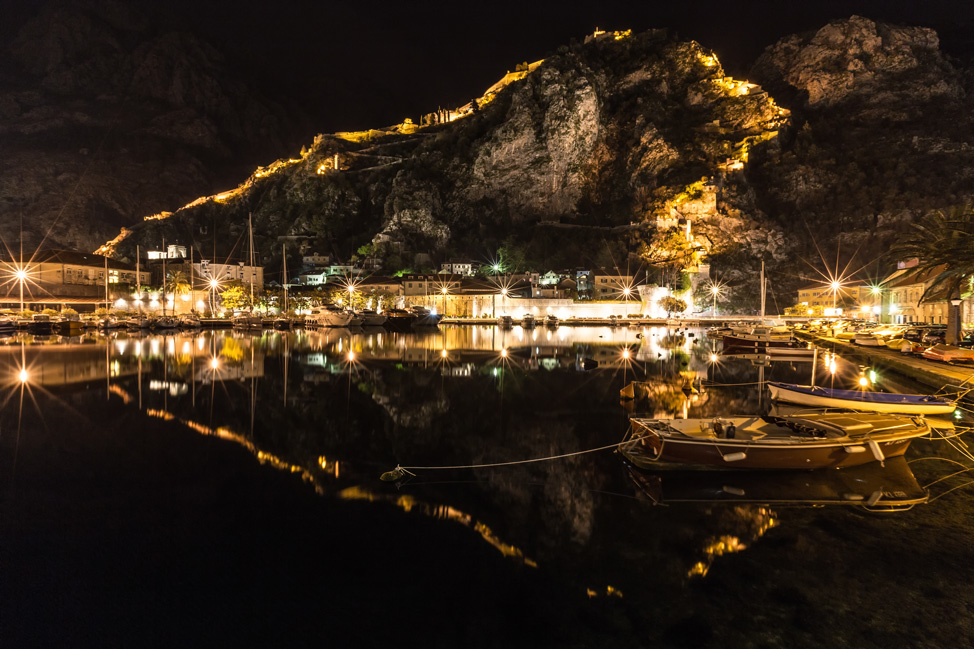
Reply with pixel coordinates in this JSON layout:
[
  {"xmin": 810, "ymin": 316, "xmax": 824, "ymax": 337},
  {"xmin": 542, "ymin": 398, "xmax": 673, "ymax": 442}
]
[
  {"xmin": 101, "ymin": 28, "xmax": 789, "ymax": 288},
  {"xmin": 748, "ymin": 16, "xmax": 974, "ymax": 269},
  {"xmin": 10, "ymin": 13, "xmax": 974, "ymax": 311},
  {"xmin": 0, "ymin": 0, "xmax": 300, "ymax": 253}
]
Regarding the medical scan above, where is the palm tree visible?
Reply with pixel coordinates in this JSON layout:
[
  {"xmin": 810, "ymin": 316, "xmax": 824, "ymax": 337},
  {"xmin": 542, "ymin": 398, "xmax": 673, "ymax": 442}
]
[
  {"xmin": 890, "ymin": 205, "xmax": 974, "ymax": 344},
  {"xmin": 165, "ymin": 269, "xmax": 191, "ymax": 296}
]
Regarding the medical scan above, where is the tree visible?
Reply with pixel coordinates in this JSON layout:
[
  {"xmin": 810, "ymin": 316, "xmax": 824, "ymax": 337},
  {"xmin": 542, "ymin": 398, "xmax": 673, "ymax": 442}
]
[
  {"xmin": 890, "ymin": 205, "xmax": 974, "ymax": 344},
  {"xmin": 219, "ymin": 281, "xmax": 251, "ymax": 312},
  {"xmin": 165, "ymin": 269, "xmax": 190, "ymax": 297},
  {"xmin": 658, "ymin": 296, "xmax": 687, "ymax": 317}
]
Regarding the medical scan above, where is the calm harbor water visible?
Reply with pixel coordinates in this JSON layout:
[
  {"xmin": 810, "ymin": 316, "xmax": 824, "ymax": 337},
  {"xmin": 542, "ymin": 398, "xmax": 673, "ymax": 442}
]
[{"xmin": 2, "ymin": 325, "xmax": 972, "ymax": 648}]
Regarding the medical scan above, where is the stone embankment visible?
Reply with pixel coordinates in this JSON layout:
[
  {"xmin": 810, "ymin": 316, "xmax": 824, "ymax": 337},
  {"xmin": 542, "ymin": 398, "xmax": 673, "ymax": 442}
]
[{"xmin": 795, "ymin": 331, "xmax": 974, "ymax": 394}]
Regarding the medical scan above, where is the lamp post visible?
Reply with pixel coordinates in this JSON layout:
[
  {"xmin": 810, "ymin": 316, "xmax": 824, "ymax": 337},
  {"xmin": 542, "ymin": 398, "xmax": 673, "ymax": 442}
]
[
  {"xmin": 16, "ymin": 268, "xmax": 27, "ymax": 315},
  {"xmin": 209, "ymin": 278, "xmax": 219, "ymax": 314},
  {"xmin": 711, "ymin": 285, "xmax": 719, "ymax": 317},
  {"xmin": 441, "ymin": 286, "xmax": 448, "ymax": 317}
]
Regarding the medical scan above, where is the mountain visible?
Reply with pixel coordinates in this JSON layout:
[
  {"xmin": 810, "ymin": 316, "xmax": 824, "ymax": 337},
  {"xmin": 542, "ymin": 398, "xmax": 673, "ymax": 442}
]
[
  {"xmin": 99, "ymin": 29, "xmax": 787, "ymax": 281},
  {"xmin": 10, "ymin": 12, "xmax": 974, "ymax": 311},
  {"xmin": 0, "ymin": 0, "xmax": 303, "ymax": 254},
  {"xmin": 747, "ymin": 16, "xmax": 974, "ymax": 272}
]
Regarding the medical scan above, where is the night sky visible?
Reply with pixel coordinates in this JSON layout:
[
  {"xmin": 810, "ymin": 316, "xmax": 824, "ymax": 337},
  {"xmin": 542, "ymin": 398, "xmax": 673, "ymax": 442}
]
[{"xmin": 5, "ymin": 0, "xmax": 974, "ymax": 136}]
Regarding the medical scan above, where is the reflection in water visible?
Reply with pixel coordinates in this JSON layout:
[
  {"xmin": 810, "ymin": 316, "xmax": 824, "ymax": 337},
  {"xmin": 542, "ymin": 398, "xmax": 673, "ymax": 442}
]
[{"xmin": 2, "ymin": 325, "xmax": 972, "ymax": 647}]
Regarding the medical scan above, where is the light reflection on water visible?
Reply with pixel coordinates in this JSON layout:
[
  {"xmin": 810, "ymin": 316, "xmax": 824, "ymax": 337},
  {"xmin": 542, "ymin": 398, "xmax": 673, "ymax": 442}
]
[{"xmin": 1, "ymin": 325, "xmax": 972, "ymax": 647}]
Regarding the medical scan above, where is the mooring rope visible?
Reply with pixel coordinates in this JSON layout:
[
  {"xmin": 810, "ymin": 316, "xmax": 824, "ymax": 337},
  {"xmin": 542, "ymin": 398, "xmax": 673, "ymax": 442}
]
[{"xmin": 381, "ymin": 431, "xmax": 638, "ymax": 481}]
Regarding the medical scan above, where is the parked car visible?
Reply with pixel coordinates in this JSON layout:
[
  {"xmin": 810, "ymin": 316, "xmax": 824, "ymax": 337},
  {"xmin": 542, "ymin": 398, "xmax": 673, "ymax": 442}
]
[
  {"xmin": 903, "ymin": 325, "xmax": 941, "ymax": 342},
  {"xmin": 920, "ymin": 326, "xmax": 949, "ymax": 345}
]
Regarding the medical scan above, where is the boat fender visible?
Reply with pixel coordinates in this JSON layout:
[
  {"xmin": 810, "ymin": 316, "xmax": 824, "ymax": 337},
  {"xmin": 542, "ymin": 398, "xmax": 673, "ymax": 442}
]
[
  {"xmin": 867, "ymin": 439, "xmax": 885, "ymax": 463},
  {"xmin": 722, "ymin": 452, "xmax": 747, "ymax": 462},
  {"xmin": 844, "ymin": 445, "xmax": 867, "ymax": 454},
  {"xmin": 721, "ymin": 485, "xmax": 745, "ymax": 496},
  {"xmin": 726, "ymin": 424, "xmax": 736, "ymax": 439}
]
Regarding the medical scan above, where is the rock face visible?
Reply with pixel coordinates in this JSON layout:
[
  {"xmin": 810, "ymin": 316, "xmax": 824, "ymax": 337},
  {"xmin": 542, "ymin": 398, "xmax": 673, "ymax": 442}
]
[
  {"xmin": 747, "ymin": 15, "xmax": 974, "ymax": 281},
  {"xmin": 0, "ymin": 1, "xmax": 298, "ymax": 253},
  {"xmin": 38, "ymin": 16, "xmax": 974, "ymax": 312},
  {"xmin": 106, "ymin": 29, "xmax": 787, "ymax": 287},
  {"xmin": 753, "ymin": 16, "xmax": 959, "ymax": 110}
]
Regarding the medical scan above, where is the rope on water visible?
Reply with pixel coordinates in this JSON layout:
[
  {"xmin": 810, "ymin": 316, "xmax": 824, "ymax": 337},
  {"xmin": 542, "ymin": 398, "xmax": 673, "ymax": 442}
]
[
  {"xmin": 381, "ymin": 435, "xmax": 637, "ymax": 481},
  {"xmin": 926, "ymin": 479, "xmax": 974, "ymax": 503}
]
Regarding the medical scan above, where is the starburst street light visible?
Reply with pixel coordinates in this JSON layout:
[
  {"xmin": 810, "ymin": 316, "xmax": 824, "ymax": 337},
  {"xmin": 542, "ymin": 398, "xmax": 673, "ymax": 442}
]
[
  {"xmin": 15, "ymin": 268, "xmax": 27, "ymax": 314},
  {"xmin": 705, "ymin": 279, "xmax": 726, "ymax": 317},
  {"xmin": 208, "ymin": 277, "xmax": 220, "ymax": 314}
]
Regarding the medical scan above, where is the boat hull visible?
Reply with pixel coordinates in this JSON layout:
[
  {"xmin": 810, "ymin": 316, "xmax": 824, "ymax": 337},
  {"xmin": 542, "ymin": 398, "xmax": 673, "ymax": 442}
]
[
  {"xmin": 624, "ymin": 457, "xmax": 928, "ymax": 509},
  {"xmin": 626, "ymin": 430, "xmax": 914, "ymax": 470},
  {"xmin": 768, "ymin": 383, "xmax": 956, "ymax": 415},
  {"xmin": 722, "ymin": 334, "xmax": 796, "ymax": 349},
  {"xmin": 625, "ymin": 415, "xmax": 929, "ymax": 470}
]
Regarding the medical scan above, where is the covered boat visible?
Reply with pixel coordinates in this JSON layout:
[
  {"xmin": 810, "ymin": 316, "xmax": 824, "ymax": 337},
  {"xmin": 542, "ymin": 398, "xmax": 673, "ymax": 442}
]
[
  {"xmin": 921, "ymin": 344, "xmax": 974, "ymax": 363},
  {"xmin": 768, "ymin": 382, "xmax": 956, "ymax": 415},
  {"xmin": 622, "ymin": 413, "xmax": 930, "ymax": 470}
]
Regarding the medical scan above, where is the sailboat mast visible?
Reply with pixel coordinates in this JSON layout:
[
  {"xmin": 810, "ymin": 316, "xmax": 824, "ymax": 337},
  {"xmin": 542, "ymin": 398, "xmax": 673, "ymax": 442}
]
[
  {"xmin": 104, "ymin": 255, "xmax": 109, "ymax": 309},
  {"xmin": 162, "ymin": 237, "xmax": 166, "ymax": 318},
  {"xmin": 282, "ymin": 243, "xmax": 287, "ymax": 315},
  {"xmin": 760, "ymin": 260, "xmax": 766, "ymax": 319},
  {"xmin": 249, "ymin": 213, "xmax": 255, "ymax": 312},
  {"xmin": 137, "ymin": 245, "xmax": 142, "ymax": 317}
]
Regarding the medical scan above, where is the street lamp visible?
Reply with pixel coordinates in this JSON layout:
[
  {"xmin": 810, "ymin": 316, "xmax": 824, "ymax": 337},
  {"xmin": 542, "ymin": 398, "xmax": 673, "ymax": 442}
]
[
  {"xmin": 15, "ymin": 268, "xmax": 27, "ymax": 314},
  {"xmin": 208, "ymin": 278, "xmax": 219, "ymax": 314},
  {"xmin": 441, "ymin": 286, "xmax": 448, "ymax": 317},
  {"xmin": 711, "ymin": 285, "xmax": 719, "ymax": 316}
]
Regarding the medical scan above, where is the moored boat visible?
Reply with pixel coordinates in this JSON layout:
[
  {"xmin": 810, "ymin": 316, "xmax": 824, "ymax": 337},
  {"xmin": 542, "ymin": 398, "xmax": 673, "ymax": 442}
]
[
  {"xmin": 357, "ymin": 310, "xmax": 387, "ymax": 327},
  {"xmin": 382, "ymin": 308, "xmax": 418, "ymax": 331},
  {"xmin": 765, "ymin": 341, "xmax": 816, "ymax": 356},
  {"xmin": 410, "ymin": 306, "xmax": 442, "ymax": 328},
  {"xmin": 721, "ymin": 326, "xmax": 796, "ymax": 349},
  {"xmin": 543, "ymin": 314, "xmax": 560, "ymax": 328},
  {"xmin": 921, "ymin": 344, "xmax": 974, "ymax": 363},
  {"xmin": 305, "ymin": 306, "xmax": 354, "ymax": 328},
  {"xmin": 622, "ymin": 413, "xmax": 930, "ymax": 470},
  {"xmin": 497, "ymin": 315, "xmax": 514, "ymax": 329},
  {"xmin": 521, "ymin": 314, "xmax": 536, "ymax": 328},
  {"xmin": 767, "ymin": 382, "xmax": 956, "ymax": 415}
]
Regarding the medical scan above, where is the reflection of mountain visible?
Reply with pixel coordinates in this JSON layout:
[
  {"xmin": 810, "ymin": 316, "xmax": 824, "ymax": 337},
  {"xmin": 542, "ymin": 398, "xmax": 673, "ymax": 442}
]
[{"xmin": 370, "ymin": 371, "xmax": 450, "ymax": 428}]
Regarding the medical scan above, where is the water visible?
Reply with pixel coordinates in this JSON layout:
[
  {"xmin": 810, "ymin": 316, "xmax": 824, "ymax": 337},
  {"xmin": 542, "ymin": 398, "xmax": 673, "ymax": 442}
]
[{"xmin": 1, "ymin": 326, "xmax": 972, "ymax": 648}]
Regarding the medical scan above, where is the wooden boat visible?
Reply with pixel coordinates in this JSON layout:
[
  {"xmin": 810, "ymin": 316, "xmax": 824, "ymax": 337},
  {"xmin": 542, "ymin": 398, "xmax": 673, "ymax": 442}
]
[
  {"xmin": 543, "ymin": 315, "xmax": 559, "ymax": 328},
  {"xmin": 496, "ymin": 315, "xmax": 514, "ymax": 329},
  {"xmin": 622, "ymin": 413, "xmax": 930, "ymax": 470},
  {"xmin": 921, "ymin": 344, "xmax": 974, "ymax": 363},
  {"xmin": 768, "ymin": 382, "xmax": 956, "ymax": 415},
  {"xmin": 766, "ymin": 342, "xmax": 816, "ymax": 356},
  {"xmin": 521, "ymin": 314, "xmax": 536, "ymax": 328},
  {"xmin": 623, "ymin": 457, "xmax": 928, "ymax": 511},
  {"xmin": 721, "ymin": 326, "xmax": 795, "ymax": 349}
]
